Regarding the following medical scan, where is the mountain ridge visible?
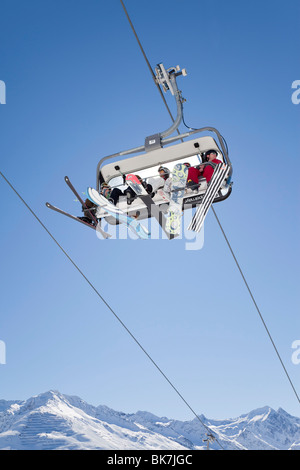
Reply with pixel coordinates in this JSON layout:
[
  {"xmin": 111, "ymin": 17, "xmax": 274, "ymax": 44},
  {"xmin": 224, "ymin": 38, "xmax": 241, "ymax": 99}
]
[{"xmin": 0, "ymin": 390, "xmax": 299, "ymax": 450}]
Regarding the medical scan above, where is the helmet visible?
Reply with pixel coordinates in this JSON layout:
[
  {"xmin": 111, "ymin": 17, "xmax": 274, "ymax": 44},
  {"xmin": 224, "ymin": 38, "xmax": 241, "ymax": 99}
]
[
  {"xmin": 203, "ymin": 149, "xmax": 218, "ymax": 162},
  {"xmin": 183, "ymin": 162, "xmax": 191, "ymax": 168},
  {"xmin": 204, "ymin": 149, "xmax": 218, "ymax": 158},
  {"xmin": 158, "ymin": 166, "xmax": 170, "ymax": 180}
]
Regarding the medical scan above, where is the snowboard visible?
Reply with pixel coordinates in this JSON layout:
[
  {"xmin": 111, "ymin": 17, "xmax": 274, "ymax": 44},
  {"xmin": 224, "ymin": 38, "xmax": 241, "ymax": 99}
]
[{"xmin": 165, "ymin": 163, "xmax": 188, "ymax": 235}]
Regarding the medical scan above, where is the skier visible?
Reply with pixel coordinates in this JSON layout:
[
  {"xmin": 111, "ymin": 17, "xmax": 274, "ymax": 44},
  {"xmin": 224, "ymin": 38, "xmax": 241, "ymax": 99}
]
[
  {"xmin": 158, "ymin": 166, "xmax": 172, "ymax": 197},
  {"xmin": 78, "ymin": 198, "xmax": 98, "ymax": 226},
  {"xmin": 100, "ymin": 182, "xmax": 124, "ymax": 205},
  {"xmin": 200, "ymin": 150, "xmax": 222, "ymax": 183},
  {"xmin": 124, "ymin": 175, "xmax": 153, "ymax": 205},
  {"xmin": 135, "ymin": 175, "xmax": 153, "ymax": 196}
]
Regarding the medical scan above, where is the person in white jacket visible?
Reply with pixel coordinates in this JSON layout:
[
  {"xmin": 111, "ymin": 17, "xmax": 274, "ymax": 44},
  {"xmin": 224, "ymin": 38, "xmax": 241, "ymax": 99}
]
[{"xmin": 158, "ymin": 166, "xmax": 172, "ymax": 198}]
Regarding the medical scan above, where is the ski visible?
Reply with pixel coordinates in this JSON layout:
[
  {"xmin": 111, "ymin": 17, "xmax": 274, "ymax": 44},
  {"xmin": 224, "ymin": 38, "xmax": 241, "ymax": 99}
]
[
  {"xmin": 188, "ymin": 163, "xmax": 230, "ymax": 233},
  {"xmin": 64, "ymin": 176, "xmax": 110, "ymax": 239},
  {"xmin": 46, "ymin": 202, "xmax": 97, "ymax": 231},
  {"xmin": 165, "ymin": 163, "xmax": 188, "ymax": 235},
  {"xmin": 87, "ymin": 187, "xmax": 150, "ymax": 240},
  {"xmin": 125, "ymin": 174, "xmax": 176, "ymax": 240}
]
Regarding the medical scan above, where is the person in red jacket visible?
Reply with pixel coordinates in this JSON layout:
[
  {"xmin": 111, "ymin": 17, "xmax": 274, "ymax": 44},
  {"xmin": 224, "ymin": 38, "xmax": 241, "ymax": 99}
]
[
  {"xmin": 184, "ymin": 162, "xmax": 201, "ymax": 190},
  {"xmin": 200, "ymin": 150, "xmax": 222, "ymax": 183}
]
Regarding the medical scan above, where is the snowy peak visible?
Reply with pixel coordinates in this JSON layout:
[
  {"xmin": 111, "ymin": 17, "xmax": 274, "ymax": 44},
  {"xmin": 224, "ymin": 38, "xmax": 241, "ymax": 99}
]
[
  {"xmin": 0, "ymin": 391, "xmax": 299, "ymax": 450},
  {"xmin": 0, "ymin": 391, "xmax": 188, "ymax": 450},
  {"xmin": 206, "ymin": 406, "xmax": 300, "ymax": 450}
]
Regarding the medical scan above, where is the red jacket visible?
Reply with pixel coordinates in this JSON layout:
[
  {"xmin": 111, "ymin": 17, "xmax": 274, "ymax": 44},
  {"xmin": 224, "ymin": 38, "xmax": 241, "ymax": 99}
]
[{"xmin": 202, "ymin": 158, "xmax": 222, "ymax": 183}]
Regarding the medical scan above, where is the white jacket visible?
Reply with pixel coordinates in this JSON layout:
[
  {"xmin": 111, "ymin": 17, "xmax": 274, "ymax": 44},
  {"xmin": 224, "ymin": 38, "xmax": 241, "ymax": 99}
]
[{"xmin": 163, "ymin": 177, "xmax": 172, "ymax": 197}]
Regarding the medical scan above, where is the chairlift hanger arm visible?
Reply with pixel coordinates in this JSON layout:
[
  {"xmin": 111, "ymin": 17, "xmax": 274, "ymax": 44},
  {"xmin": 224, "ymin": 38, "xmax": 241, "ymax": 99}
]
[{"xmin": 145, "ymin": 64, "xmax": 187, "ymax": 150}]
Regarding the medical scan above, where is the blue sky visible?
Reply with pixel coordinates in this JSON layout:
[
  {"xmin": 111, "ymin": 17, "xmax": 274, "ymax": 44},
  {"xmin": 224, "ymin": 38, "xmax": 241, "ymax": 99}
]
[{"xmin": 0, "ymin": 0, "xmax": 299, "ymax": 421}]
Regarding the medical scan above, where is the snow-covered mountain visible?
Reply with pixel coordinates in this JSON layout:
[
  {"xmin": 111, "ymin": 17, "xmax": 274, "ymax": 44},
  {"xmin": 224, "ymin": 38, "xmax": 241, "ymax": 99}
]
[{"xmin": 0, "ymin": 390, "xmax": 299, "ymax": 450}]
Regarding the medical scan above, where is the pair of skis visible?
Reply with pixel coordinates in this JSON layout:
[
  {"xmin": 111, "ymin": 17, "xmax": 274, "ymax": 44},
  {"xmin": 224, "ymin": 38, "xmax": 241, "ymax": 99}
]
[
  {"xmin": 46, "ymin": 177, "xmax": 111, "ymax": 239},
  {"xmin": 188, "ymin": 163, "xmax": 230, "ymax": 232}
]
